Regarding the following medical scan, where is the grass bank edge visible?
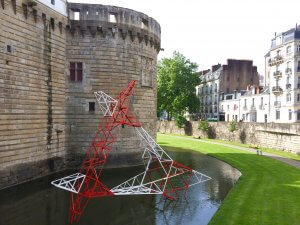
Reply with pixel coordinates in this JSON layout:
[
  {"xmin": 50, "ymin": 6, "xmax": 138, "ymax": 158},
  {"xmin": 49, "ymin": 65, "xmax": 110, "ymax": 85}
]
[{"xmin": 157, "ymin": 132, "xmax": 300, "ymax": 162}]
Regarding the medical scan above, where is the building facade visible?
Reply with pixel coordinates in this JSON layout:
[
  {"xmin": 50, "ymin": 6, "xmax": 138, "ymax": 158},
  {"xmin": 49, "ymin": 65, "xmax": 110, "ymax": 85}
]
[
  {"xmin": 265, "ymin": 26, "xmax": 300, "ymax": 123},
  {"xmin": 220, "ymin": 86, "xmax": 270, "ymax": 123},
  {"xmin": 0, "ymin": 0, "xmax": 160, "ymax": 189},
  {"xmin": 197, "ymin": 59, "xmax": 259, "ymax": 120}
]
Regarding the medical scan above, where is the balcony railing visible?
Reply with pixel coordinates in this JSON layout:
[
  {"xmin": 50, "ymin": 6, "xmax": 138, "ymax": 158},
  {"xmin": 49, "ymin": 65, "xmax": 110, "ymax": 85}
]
[
  {"xmin": 259, "ymin": 104, "xmax": 265, "ymax": 110},
  {"xmin": 286, "ymin": 83, "xmax": 291, "ymax": 90},
  {"xmin": 268, "ymin": 55, "xmax": 284, "ymax": 66},
  {"xmin": 274, "ymin": 101, "xmax": 281, "ymax": 108},
  {"xmin": 250, "ymin": 105, "xmax": 256, "ymax": 110},
  {"xmin": 243, "ymin": 106, "xmax": 248, "ymax": 111},
  {"xmin": 272, "ymin": 86, "xmax": 283, "ymax": 95},
  {"xmin": 285, "ymin": 68, "xmax": 292, "ymax": 74},
  {"xmin": 273, "ymin": 71, "xmax": 282, "ymax": 79}
]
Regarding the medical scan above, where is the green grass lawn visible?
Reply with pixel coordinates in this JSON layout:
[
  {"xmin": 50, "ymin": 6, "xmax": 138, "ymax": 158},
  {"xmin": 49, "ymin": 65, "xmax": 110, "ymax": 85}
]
[
  {"xmin": 158, "ymin": 132, "xmax": 300, "ymax": 162},
  {"xmin": 157, "ymin": 133, "xmax": 300, "ymax": 225}
]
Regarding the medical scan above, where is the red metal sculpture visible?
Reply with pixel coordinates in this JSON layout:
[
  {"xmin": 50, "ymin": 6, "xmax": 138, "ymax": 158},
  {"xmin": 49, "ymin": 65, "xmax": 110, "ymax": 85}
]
[{"xmin": 51, "ymin": 80, "xmax": 211, "ymax": 223}]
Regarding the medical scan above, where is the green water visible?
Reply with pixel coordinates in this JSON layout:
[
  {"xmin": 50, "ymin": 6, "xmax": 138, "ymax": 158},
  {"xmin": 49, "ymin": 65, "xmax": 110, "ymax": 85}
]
[{"xmin": 0, "ymin": 150, "xmax": 240, "ymax": 225}]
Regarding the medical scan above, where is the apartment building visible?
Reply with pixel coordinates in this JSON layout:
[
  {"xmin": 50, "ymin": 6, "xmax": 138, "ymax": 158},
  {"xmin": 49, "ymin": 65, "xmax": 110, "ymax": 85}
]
[
  {"xmin": 265, "ymin": 25, "xmax": 300, "ymax": 122},
  {"xmin": 220, "ymin": 86, "xmax": 270, "ymax": 122},
  {"xmin": 196, "ymin": 59, "xmax": 259, "ymax": 120}
]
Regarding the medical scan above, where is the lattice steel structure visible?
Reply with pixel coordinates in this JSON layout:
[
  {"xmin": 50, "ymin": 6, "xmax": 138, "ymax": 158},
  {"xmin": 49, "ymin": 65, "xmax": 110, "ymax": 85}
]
[{"xmin": 51, "ymin": 80, "xmax": 211, "ymax": 223}]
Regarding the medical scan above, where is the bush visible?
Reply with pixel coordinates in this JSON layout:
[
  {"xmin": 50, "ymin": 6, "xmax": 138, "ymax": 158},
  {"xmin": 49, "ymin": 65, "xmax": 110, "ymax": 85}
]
[
  {"xmin": 229, "ymin": 121, "xmax": 238, "ymax": 132},
  {"xmin": 198, "ymin": 121, "xmax": 216, "ymax": 139},
  {"xmin": 175, "ymin": 115, "xmax": 188, "ymax": 128},
  {"xmin": 198, "ymin": 121, "xmax": 211, "ymax": 132}
]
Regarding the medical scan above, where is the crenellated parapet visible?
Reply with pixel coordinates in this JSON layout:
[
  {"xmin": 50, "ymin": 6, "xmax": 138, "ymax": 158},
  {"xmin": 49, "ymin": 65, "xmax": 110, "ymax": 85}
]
[{"xmin": 67, "ymin": 3, "xmax": 161, "ymax": 52}]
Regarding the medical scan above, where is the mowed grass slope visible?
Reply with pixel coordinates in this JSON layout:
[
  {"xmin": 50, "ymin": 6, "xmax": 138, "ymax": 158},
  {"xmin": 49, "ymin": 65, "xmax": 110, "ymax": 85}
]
[{"xmin": 157, "ymin": 134, "xmax": 300, "ymax": 225}]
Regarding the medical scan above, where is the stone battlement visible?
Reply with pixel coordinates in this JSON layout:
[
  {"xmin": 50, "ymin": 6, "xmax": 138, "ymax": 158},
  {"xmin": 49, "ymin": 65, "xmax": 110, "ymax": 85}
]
[{"xmin": 67, "ymin": 3, "xmax": 161, "ymax": 51}]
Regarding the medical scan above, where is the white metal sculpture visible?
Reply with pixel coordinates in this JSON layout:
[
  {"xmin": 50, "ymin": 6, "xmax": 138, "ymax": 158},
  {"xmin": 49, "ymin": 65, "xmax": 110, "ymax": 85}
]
[
  {"xmin": 51, "ymin": 173, "xmax": 86, "ymax": 194},
  {"xmin": 94, "ymin": 91, "xmax": 118, "ymax": 116},
  {"xmin": 51, "ymin": 81, "xmax": 212, "ymax": 224},
  {"xmin": 111, "ymin": 127, "xmax": 211, "ymax": 197}
]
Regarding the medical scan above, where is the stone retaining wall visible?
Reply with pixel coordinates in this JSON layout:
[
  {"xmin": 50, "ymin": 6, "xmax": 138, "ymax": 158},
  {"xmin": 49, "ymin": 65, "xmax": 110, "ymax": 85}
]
[{"xmin": 157, "ymin": 121, "xmax": 300, "ymax": 154}]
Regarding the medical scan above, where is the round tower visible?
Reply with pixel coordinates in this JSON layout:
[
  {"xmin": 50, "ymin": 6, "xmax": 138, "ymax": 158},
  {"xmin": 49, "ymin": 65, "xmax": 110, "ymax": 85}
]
[{"xmin": 65, "ymin": 3, "xmax": 161, "ymax": 167}]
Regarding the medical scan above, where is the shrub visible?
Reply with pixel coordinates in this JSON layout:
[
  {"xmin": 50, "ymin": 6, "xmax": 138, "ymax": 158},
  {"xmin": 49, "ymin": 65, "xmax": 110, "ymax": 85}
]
[
  {"xmin": 229, "ymin": 121, "xmax": 238, "ymax": 132},
  {"xmin": 198, "ymin": 121, "xmax": 211, "ymax": 132},
  {"xmin": 175, "ymin": 115, "xmax": 188, "ymax": 128}
]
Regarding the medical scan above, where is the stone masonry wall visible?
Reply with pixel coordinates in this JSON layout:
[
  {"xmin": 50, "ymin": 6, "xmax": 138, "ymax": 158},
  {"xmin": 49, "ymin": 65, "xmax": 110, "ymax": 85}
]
[
  {"xmin": 157, "ymin": 121, "xmax": 300, "ymax": 154},
  {"xmin": 0, "ymin": 0, "xmax": 68, "ymax": 189},
  {"xmin": 65, "ymin": 3, "xmax": 160, "ymax": 168}
]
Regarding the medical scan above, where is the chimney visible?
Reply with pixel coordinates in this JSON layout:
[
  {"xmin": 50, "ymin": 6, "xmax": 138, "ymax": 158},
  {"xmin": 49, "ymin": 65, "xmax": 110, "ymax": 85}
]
[{"xmin": 256, "ymin": 86, "xmax": 260, "ymax": 94}]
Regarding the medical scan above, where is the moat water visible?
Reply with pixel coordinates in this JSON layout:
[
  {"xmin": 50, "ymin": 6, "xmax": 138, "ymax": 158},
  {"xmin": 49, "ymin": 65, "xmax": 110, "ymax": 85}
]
[{"xmin": 0, "ymin": 149, "xmax": 241, "ymax": 225}]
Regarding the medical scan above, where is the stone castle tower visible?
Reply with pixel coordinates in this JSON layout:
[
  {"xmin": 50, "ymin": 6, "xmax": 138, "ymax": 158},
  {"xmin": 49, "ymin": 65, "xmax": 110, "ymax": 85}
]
[{"xmin": 0, "ymin": 0, "xmax": 161, "ymax": 189}]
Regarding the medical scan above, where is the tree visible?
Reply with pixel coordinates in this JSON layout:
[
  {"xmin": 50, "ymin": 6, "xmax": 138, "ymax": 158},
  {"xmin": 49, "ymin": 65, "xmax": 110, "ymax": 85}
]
[{"xmin": 157, "ymin": 51, "xmax": 200, "ymax": 120}]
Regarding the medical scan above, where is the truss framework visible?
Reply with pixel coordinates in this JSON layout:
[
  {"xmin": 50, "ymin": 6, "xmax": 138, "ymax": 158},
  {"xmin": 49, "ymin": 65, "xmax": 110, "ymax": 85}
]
[
  {"xmin": 51, "ymin": 80, "xmax": 212, "ymax": 224},
  {"xmin": 51, "ymin": 173, "xmax": 86, "ymax": 194},
  {"xmin": 94, "ymin": 91, "xmax": 118, "ymax": 116}
]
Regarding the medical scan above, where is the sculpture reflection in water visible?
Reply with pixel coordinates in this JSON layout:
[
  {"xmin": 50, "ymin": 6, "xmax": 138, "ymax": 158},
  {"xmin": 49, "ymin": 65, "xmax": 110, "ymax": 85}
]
[{"xmin": 51, "ymin": 80, "xmax": 212, "ymax": 223}]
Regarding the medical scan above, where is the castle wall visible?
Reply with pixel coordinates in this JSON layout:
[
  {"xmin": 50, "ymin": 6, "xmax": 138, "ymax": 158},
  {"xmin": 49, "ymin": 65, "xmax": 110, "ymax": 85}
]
[
  {"xmin": 0, "ymin": 1, "xmax": 160, "ymax": 190},
  {"xmin": 0, "ymin": 0, "xmax": 68, "ymax": 189},
  {"xmin": 65, "ymin": 3, "xmax": 160, "ymax": 168}
]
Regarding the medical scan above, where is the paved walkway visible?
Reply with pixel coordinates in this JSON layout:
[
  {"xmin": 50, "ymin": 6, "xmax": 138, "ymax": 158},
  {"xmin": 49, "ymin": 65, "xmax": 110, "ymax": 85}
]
[{"xmin": 165, "ymin": 135, "xmax": 300, "ymax": 169}]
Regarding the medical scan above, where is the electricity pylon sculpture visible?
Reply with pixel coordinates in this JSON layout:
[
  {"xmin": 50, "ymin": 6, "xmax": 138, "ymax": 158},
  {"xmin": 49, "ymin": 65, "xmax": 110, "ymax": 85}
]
[{"xmin": 51, "ymin": 80, "xmax": 211, "ymax": 223}]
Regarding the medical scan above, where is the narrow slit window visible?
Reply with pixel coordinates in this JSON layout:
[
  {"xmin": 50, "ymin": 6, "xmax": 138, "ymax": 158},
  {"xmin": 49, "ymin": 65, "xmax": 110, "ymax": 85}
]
[{"xmin": 50, "ymin": 18, "xmax": 55, "ymax": 30}]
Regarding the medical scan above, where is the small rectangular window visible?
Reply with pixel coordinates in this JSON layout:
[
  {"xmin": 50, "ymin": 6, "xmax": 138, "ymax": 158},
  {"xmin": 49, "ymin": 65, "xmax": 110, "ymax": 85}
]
[
  {"xmin": 289, "ymin": 109, "xmax": 292, "ymax": 120},
  {"xmin": 109, "ymin": 13, "xmax": 117, "ymax": 23},
  {"xmin": 7, "ymin": 45, "xmax": 12, "ymax": 53},
  {"xmin": 89, "ymin": 102, "xmax": 95, "ymax": 112},
  {"xmin": 74, "ymin": 11, "xmax": 80, "ymax": 20},
  {"xmin": 51, "ymin": 0, "xmax": 55, "ymax": 5},
  {"xmin": 297, "ymin": 111, "xmax": 300, "ymax": 121},
  {"xmin": 287, "ymin": 94, "xmax": 291, "ymax": 102},
  {"xmin": 276, "ymin": 110, "xmax": 280, "ymax": 120},
  {"xmin": 70, "ymin": 62, "xmax": 83, "ymax": 82}
]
